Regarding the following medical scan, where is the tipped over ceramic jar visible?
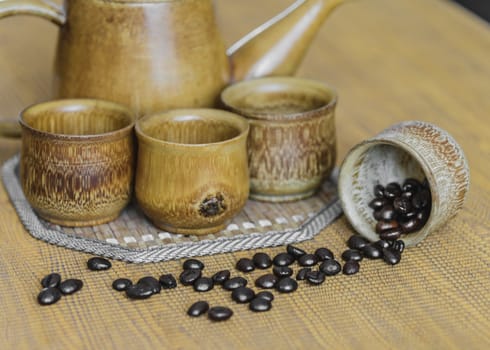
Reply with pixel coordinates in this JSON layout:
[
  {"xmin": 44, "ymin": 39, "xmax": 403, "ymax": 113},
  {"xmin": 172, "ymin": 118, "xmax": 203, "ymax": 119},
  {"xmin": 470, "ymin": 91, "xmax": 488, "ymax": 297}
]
[{"xmin": 338, "ymin": 121, "xmax": 470, "ymax": 247}]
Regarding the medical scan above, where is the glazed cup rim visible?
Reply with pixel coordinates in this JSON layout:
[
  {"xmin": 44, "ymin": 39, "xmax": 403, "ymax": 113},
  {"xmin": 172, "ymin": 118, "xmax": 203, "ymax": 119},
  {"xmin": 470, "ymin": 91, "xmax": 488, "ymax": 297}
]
[
  {"xmin": 19, "ymin": 98, "xmax": 135, "ymax": 141},
  {"xmin": 135, "ymin": 108, "xmax": 250, "ymax": 148},
  {"xmin": 220, "ymin": 76, "xmax": 338, "ymax": 122}
]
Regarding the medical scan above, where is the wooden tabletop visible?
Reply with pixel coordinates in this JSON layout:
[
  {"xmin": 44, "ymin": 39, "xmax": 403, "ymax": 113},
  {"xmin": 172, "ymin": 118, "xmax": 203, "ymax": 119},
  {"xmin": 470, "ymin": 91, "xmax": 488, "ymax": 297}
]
[{"xmin": 1, "ymin": 0, "xmax": 489, "ymax": 349}]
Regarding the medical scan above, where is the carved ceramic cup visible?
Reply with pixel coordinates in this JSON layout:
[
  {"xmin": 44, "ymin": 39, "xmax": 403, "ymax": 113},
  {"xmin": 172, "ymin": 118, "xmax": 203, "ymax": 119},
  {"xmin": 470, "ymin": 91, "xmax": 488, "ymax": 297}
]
[
  {"xmin": 135, "ymin": 109, "xmax": 249, "ymax": 235},
  {"xmin": 338, "ymin": 121, "xmax": 470, "ymax": 247},
  {"xmin": 20, "ymin": 99, "xmax": 135, "ymax": 227},
  {"xmin": 221, "ymin": 77, "xmax": 337, "ymax": 202}
]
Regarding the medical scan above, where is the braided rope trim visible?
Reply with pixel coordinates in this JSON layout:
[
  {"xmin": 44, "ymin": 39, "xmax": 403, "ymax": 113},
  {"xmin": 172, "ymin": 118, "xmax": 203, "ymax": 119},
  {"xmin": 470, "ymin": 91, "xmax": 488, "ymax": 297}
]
[{"xmin": 2, "ymin": 155, "xmax": 342, "ymax": 263}]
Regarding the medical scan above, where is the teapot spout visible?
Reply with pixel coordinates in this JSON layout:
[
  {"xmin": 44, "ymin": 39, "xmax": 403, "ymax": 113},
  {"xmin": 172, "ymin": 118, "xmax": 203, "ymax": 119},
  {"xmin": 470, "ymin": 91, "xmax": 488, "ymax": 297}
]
[{"xmin": 228, "ymin": 0, "xmax": 346, "ymax": 82}]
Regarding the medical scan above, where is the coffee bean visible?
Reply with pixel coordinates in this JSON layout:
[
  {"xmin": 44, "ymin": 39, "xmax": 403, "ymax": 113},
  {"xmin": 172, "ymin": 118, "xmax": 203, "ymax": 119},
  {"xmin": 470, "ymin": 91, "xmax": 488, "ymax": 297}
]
[
  {"xmin": 273, "ymin": 252, "xmax": 295, "ymax": 266},
  {"xmin": 59, "ymin": 279, "xmax": 83, "ymax": 295},
  {"xmin": 223, "ymin": 277, "xmax": 247, "ymax": 291},
  {"xmin": 87, "ymin": 257, "xmax": 112, "ymax": 271},
  {"xmin": 236, "ymin": 258, "xmax": 255, "ymax": 273},
  {"xmin": 276, "ymin": 277, "xmax": 298, "ymax": 293},
  {"xmin": 380, "ymin": 229, "xmax": 402, "ymax": 241},
  {"xmin": 159, "ymin": 274, "xmax": 177, "ymax": 289},
  {"xmin": 113, "ymin": 278, "xmax": 133, "ymax": 291},
  {"xmin": 298, "ymin": 254, "xmax": 318, "ymax": 267},
  {"xmin": 374, "ymin": 184, "xmax": 385, "ymax": 198},
  {"xmin": 384, "ymin": 182, "xmax": 402, "ymax": 199},
  {"xmin": 393, "ymin": 240, "xmax": 405, "ymax": 253},
  {"xmin": 212, "ymin": 270, "xmax": 230, "ymax": 285},
  {"xmin": 341, "ymin": 249, "xmax": 363, "ymax": 262},
  {"xmin": 314, "ymin": 247, "xmax": 334, "ymax": 261},
  {"xmin": 375, "ymin": 220, "xmax": 400, "ymax": 234},
  {"xmin": 412, "ymin": 189, "xmax": 430, "ymax": 209},
  {"xmin": 401, "ymin": 190, "xmax": 414, "ymax": 200},
  {"xmin": 286, "ymin": 244, "xmax": 306, "ymax": 259},
  {"xmin": 252, "ymin": 253, "xmax": 272, "ymax": 269},
  {"xmin": 255, "ymin": 291, "xmax": 274, "ymax": 302},
  {"xmin": 394, "ymin": 197, "xmax": 412, "ymax": 214},
  {"xmin": 342, "ymin": 260, "xmax": 360, "ymax": 275},
  {"xmin": 41, "ymin": 273, "xmax": 61, "ymax": 289},
  {"xmin": 255, "ymin": 274, "xmax": 278, "ymax": 289},
  {"xmin": 296, "ymin": 267, "xmax": 311, "ymax": 280},
  {"xmin": 401, "ymin": 210, "xmax": 417, "ymax": 220},
  {"xmin": 187, "ymin": 301, "xmax": 209, "ymax": 317},
  {"xmin": 231, "ymin": 286, "xmax": 255, "ymax": 303},
  {"xmin": 183, "ymin": 259, "xmax": 204, "ymax": 271},
  {"xmin": 375, "ymin": 240, "xmax": 391, "ymax": 249},
  {"xmin": 306, "ymin": 270, "xmax": 325, "ymax": 285},
  {"xmin": 347, "ymin": 235, "xmax": 369, "ymax": 250},
  {"xmin": 362, "ymin": 243, "xmax": 382, "ymax": 259},
  {"xmin": 179, "ymin": 269, "xmax": 202, "ymax": 286},
  {"xmin": 400, "ymin": 218, "xmax": 420, "ymax": 233},
  {"xmin": 125, "ymin": 284, "xmax": 154, "ymax": 299},
  {"xmin": 379, "ymin": 205, "xmax": 397, "ymax": 221},
  {"xmin": 38, "ymin": 287, "xmax": 62, "ymax": 306},
  {"xmin": 417, "ymin": 208, "xmax": 430, "ymax": 225},
  {"xmin": 273, "ymin": 266, "xmax": 293, "ymax": 278},
  {"xmin": 137, "ymin": 276, "xmax": 161, "ymax": 294},
  {"xmin": 373, "ymin": 210, "xmax": 383, "ymax": 221},
  {"xmin": 368, "ymin": 198, "xmax": 387, "ymax": 210},
  {"xmin": 402, "ymin": 178, "xmax": 421, "ymax": 192},
  {"xmin": 319, "ymin": 260, "xmax": 341, "ymax": 276},
  {"xmin": 208, "ymin": 306, "xmax": 233, "ymax": 321},
  {"xmin": 383, "ymin": 247, "xmax": 402, "ymax": 265},
  {"xmin": 193, "ymin": 277, "xmax": 214, "ymax": 292},
  {"xmin": 249, "ymin": 298, "xmax": 272, "ymax": 312}
]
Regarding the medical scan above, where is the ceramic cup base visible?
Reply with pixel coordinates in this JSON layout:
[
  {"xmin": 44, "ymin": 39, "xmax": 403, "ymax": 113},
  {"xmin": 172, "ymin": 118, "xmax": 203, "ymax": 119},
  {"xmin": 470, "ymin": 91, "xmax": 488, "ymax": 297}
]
[
  {"xmin": 152, "ymin": 221, "xmax": 227, "ymax": 236},
  {"xmin": 250, "ymin": 189, "xmax": 317, "ymax": 203}
]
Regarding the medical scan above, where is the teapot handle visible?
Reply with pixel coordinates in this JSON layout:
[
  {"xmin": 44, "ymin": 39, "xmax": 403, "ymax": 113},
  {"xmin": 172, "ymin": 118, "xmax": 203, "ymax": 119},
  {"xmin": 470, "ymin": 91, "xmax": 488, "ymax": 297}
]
[{"xmin": 0, "ymin": 0, "xmax": 65, "ymax": 25}]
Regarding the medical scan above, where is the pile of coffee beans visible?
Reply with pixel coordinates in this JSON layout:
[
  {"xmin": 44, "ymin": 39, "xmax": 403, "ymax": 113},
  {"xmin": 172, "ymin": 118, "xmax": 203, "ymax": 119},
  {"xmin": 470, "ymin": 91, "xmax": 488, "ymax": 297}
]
[
  {"xmin": 37, "ymin": 273, "xmax": 83, "ymax": 305},
  {"xmin": 112, "ymin": 273, "xmax": 177, "ymax": 299},
  {"xmin": 370, "ymin": 178, "xmax": 431, "ymax": 241}
]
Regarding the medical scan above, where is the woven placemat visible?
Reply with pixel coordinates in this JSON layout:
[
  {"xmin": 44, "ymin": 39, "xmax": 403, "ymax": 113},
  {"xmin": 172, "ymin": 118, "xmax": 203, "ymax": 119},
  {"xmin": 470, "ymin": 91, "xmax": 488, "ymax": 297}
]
[{"xmin": 1, "ymin": 155, "xmax": 342, "ymax": 263}]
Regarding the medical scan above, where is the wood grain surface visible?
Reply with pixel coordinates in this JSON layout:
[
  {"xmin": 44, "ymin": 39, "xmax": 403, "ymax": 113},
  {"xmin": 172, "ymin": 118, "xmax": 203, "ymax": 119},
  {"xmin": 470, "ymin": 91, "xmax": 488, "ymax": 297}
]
[{"xmin": 0, "ymin": 0, "xmax": 489, "ymax": 349}]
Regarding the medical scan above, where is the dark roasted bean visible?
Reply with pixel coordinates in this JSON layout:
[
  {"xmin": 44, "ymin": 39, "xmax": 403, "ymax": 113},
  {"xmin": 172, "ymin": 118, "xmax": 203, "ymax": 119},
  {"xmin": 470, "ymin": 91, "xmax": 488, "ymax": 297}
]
[
  {"xmin": 87, "ymin": 257, "xmax": 112, "ymax": 271},
  {"xmin": 401, "ymin": 190, "xmax": 414, "ymax": 199},
  {"xmin": 400, "ymin": 218, "xmax": 420, "ymax": 233},
  {"xmin": 236, "ymin": 258, "xmax": 255, "ymax": 273},
  {"xmin": 187, "ymin": 301, "xmax": 209, "ymax": 317},
  {"xmin": 208, "ymin": 306, "xmax": 233, "ymax": 321},
  {"xmin": 179, "ymin": 269, "xmax": 202, "ymax": 286},
  {"xmin": 347, "ymin": 235, "xmax": 369, "ymax": 250},
  {"xmin": 402, "ymin": 178, "xmax": 421, "ymax": 192},
  {"xmin": 319, "ymin": 260, "xmax": 341, "ymax": 276},
  {"xmin": 125, "ymin": 283, "xmax": 154, "ymax": 299},
  {"xmin": 159, "ymin": 274, "xmax": 177, "ymax": 289},
  {"xmin": 314, "ymin": 247, "xmax": 334, "ymax": 261},
  {"xmin": 417, "ymin": 208, "xmax": 430, "ymax": 225},
  {"xmin": 223, "ymin": 277, "xmax": 247, "ymax": 291},
  {"xmin": 183, "ymin": 259, "xmax": 204, "ymax": 271},
  {"xmin": 306, "ymin": 270, "xmax": 325, "ymax": 285},
  {"xmin": 393, "ymin": 240, "xmax": 405, "ymax": 253},
  {"xmin": 384, "ymin": 182, "xmax": 402, "ymax": 199},
  {"xmin": 193, "ymin": 277, "xmax": 214, "ymax": 292},
  {"xmin": 275, "ymin": 277, "xmax": 298, "ymax": 293},
  {"xmin": 249, "ymin": 298, "xmax": 272, "ymax": 312},
  {"xmin": 342, "ymin": 260, "xmax": 360, "ymax": 275},
  {"xmin": 375, "ymin": 220, "xmax": 400, "ymax": 233},
  {"xmin": 401, "ymin": 210, "xmax": 417, "ymax": 220},
  {"xmin": 375, "ymin": 240, "xmax": 392, "ymax": 249},
  {"xmin": 273, "ymin": 252, "xmax": 295, "ymax": 266},
  {"xmin": 341, "ymin": 249, "xmax": 363, "ymax": 262},
  {"xmin": 380, "ymin": 229, "xmax": 402, "ymax": 241},
  {"xmin": 298, "ymin": 254, "xmax": 318, "ymax": 267},
  {"xmin": 137, "ymin": 276, "xmax": 161, "ymax": 294},
  {"xmin": 286, "ymin": 244, "xmax": 306, "ymax": 259},
  {"xmin": 113, "ymin": 278, "xmax": 132, "ymax": 291},
  {"xmin": 362, "ymin": 243, "xmax": 382, "ymax": 259},
  {"xmin": 252, "ymin": 253, "xmax": 272, "ymax": 269},
  {"xmin": 273, "ymin": 266, "xmax": 293, "ymax": 278},
  {"xmin": 393, "ymin": 197, "xmax": 412, "ymax": 214},
  {"xmin": 379, "ymin": 205, "xmax": 397, "ymax": 221},
  {"xmin": 296, "ymin": 267, "xmax": 311, "ymax": 280},
  {"xmin": 383, "ymin": 247, "xmax": 402, "ymax": 265},
  {"xmin": 59, "ymin": 279, "xmax": 83, "ymax": 295},
  {"xmin": 255, "ymin": 291, "xmax": 274, "ymax": 302},
  {"xmin": 38, "ymin": 287, "xmax": 62, "ymax": 306},
  {"xmin": 212, "ymin": 270, "xmax": 230, "ymax": 285},
  {"xmin": 373, "ymin": 210, "xmax": 383, "ymax": 221},
  {"xmin": 255, "ymin": 274, "xmax": 278, "ymax": 289},
  {"xmin": 412, "ymin": 189, "xmax": 430, "ymax": 209},
  {"xmin": 231, "ymin": 286, "xmax": 255, "ymax": 303},
  {"xmin": 368, "ymin": 198, "xmax": 387, "ymax": 210},
  {"xmin": 41, "ymin": 273, "xmax": 61, "ymax": 289},
  {"xmin": 374, "ymin": 184, "xmax": 385, "ymax": 198}
]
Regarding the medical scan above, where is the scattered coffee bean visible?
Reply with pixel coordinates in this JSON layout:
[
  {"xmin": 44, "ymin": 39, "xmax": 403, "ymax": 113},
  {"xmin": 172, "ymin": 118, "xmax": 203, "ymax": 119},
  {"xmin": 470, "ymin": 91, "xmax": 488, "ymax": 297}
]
[
  {"xmin": 87, "ymin": 257, "xmax": 112, "ymax": 271},
  {"xmin": 342, "ymin": 260, "xmax": 360, "ymax": 275},
  {"xmin": 273, "ymin": 266, "xmax": 293, "ymax": 278},
  {"xmin": 193, "ymin": 277, "xmax": 214, "ymax": 292},
  {"xmin": 183, "ymin": 259, "xmax": 204, "ymax": 271},
  {"xmin": 159, "ymin": 274, "xmax": 177, "ymax": 289},
  {"xmin": 273, "ymin": 252, "xmax": 295, "ymax": 266},
  {"xmin": 125, "ymin": 283, "xmax": 154, "ymax": 300},
  {"xmin": 375, "ymin": 240, "xmax": 391, "ymax": 249},
  {"xmin": 255, "ymin": 291, "xmax": 274, "ymax": 302},
  {"xmin": 236, "ymin": 258, "xmax": 255, "ymax": 273},
  {"xmin": 208, "ymin": 306, "xmax": 233, "ymax": 321},
  {"xmin": 319, "ymin": 259, "xmax": 341, "ymax": 276},
  {"xmin": 137, "ymin": 276, "xmax": 161, "ymax": 294},
  {"xmin": 231, "ymin": 286, "xmax": 255, "ymax": 303},
  {"xmin": 375, "ymin": 220, "xmax": 400, "ymax": 234},
  {"xmin": 41, "ymin": 273, "xmax": 61, "ymax": 289},
  {"xmin": 362, "ymin": 243, "xmax": 382, "ymax": 259},
  {"xmin": 347, "ymin": 235, "xmax": 369, "ymax": 250},
  {"xmin": 223, "ymin": 277, "xmax": 247, "ymax": 291},
  {"xmin": 374, "ymin": 184, "xmax": 385, "ymax": 198},
  {"xmin": 249, "ymin": 298, "xmax": 272, "ymax": 312},
  {"xmin": 368, "ymin": 197, "xmax": 387, "ymax": 210},
  {"xmin": 179, "ymin": 269, "xmax": 202, "ymax": 286},
  {"xmin": 380, "ymin": 229, "xmax": 402, "ymax": 241},
  {"xmin": 306, "ymin": 270, "xmax": 325, "ymax": 285},
  {"xmin": 298, "ymin": 254, "xmax": 318, "ymax": 267},
  {"xmin": 383, "ymin": 247, "xmax": 402, "ymax": 265},
  {"xmin": 296, "ymin": 267, "xmax": 311, "ymax": 280},
  {"xmin": 400, "ymin": 218, "xmax": 420, "ymax": 233},
  {"xmin": 59, "ymin": 279, "xmax": 83, "ymax": 295},
  {"xmin": 275, "ymin": 277, "xmax": 298, "ymax": 293},
  {"xmin": 341, "ymin": 249, "xmax": 363, "ymax": 262},
  {"xmin": 187, "ymin": 301, "xmax": 209, "ymax": 317},
  {"xmin": 212, "ymin": 270, "xmax": 230, "ymax": 285},
  {"xmin": 252, "ymin": 253, "xmax": 272, "ymax": 269},
  {"xmin": 286, "ymin": 244, "xmax": 306, "ymax": 259},
  {"xmin": 113, "ymin": 278, "xmax": 132, "ymax": 291},
  {"xmin": 384, "ymin": 182, "xmax": 402, "ymax": 199},
  {"xmin": 255, "ymin": 274, "xmax": 278, "ymax": 289},
  {"xmin": 38, "ymin": 287, "xmax": 62, "ymax": 305},
  {"xmin": 314, "ymin": 247, "xmax": 334, "ymax": 261},
  {"xmin": 393, "ymin": 240, "xmax": 405, "ymax": 253}
]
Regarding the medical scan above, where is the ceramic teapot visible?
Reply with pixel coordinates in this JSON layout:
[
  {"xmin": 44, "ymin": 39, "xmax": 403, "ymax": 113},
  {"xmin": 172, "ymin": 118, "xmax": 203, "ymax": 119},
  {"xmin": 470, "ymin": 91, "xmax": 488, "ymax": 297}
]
[{"xmin": 0, "ymin": 0, "xmax": 346, "ymax": 115}]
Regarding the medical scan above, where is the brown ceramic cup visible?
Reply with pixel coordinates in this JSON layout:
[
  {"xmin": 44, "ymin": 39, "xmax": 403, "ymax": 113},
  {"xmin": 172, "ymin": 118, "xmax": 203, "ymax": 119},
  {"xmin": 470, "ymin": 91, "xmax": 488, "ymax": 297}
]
[
  {"xmin": 19, "ymin": 99, "xmax": 135, "ymax": 227},
  {"xmin": 221, "ymin": 77, "xmax": 337, "ymax": 202},
  {"xmin": 135, "ymin": 109, "xmax": 250, "ymax": 235}
]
